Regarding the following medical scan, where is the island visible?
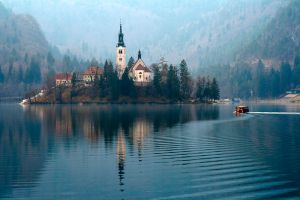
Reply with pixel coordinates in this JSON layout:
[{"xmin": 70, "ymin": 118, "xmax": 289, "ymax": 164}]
[{"xmin": 22, "ymin": 24, "xmax": 220, "ymax": 105}]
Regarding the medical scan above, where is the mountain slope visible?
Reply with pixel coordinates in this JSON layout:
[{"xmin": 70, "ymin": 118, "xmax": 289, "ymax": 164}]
[
  {"xmin": 239, "ymin": 0, "xmax": 300, "ymax": 65},
  {"xmin": 0, "ymin": 2, "xmax": 53, "ymax": 97},
  {"xmin": 0, "ymin": 3, "xmax": 50, "ymax": 64},
  {"xmin": 2, "ymin": 0, "xmax": 288, "ymax": 68}
]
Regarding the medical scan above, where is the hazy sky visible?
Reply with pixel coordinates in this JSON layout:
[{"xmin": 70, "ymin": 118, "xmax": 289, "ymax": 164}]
[{"xmin": 2, "ymin": 0, "xmax": 284, "ymax": 67}]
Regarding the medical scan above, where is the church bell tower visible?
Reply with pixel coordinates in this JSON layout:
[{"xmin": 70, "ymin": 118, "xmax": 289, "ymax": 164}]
[{"xmin": 116, "ymin": 23, "xmax": 126, "ymax": 79}]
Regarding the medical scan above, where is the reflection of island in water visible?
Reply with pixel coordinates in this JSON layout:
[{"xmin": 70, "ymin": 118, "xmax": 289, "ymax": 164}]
[
  {"xmin": 0, "ymin": 104, "xmax": 220, "ymax": 198},
  {"xmin": 24, "ymin": 104, "xmax": 220, "ymax": 144}
]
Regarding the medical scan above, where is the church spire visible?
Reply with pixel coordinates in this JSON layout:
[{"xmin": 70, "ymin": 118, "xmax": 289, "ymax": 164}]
[
  {"xmin": 138, "ymin": 49, "xmax": 141, "ymax": 60},
  {"xmin": 120, "ymin": 21, "xmax": 122, "ymax": 34},
  {"xmin": 117, "ymin": 22, "xmax": 125, "ymax": 47}
]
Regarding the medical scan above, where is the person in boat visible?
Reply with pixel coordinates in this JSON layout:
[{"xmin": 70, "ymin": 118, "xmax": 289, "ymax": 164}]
[{"xmin": 235, "ymin": 106, "xmax": 249, "ymax": 115}]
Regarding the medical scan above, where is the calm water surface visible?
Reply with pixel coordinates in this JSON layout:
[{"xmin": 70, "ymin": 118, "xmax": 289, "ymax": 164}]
[{"xmin": 1, "ymin": 104, "xmax": 300, "ymax": 199}]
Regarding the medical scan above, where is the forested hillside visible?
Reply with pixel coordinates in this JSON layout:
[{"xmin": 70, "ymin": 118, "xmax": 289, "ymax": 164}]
[
  {"xmin": 2, "ymin": 0, "xmax": 288, "ymax": 67},
  {"xmin": 204, "ymin": 0, "xmax": 300, "ymax": 99},
  {"xmin": 0, "ymin": 2, "xmax": 55, "ymax": 96},
  {"xmin": 239, "ymin": 0, "xmax": 300, "ymax": 65}
]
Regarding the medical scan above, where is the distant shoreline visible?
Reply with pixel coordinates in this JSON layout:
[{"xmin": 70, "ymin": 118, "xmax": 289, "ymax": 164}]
[{"xmin": 246, "ymin": 99, "xmax": 300, "ymax": 105}]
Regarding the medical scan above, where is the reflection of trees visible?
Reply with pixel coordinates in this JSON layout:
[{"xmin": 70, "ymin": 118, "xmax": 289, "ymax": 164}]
[
  {"xmin": 0, "ymin": 104, "xmax": 220, "ymax": 198},
  {"xmin": 29, "ymin": 105, "xmax": 220, "ymax": 147},
  {"xmin": 0, "ymin": 105, "xmax": 51, "ymax": 198}
]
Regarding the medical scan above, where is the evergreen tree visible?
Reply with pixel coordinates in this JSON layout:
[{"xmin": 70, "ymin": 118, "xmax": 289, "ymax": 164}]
[
  {"xmin": 179, "ymin": 59, "xmax": 192, "ymax": 99},
  {"xmin": 102, "ymin": 60, "xmax": 119, "ymax": 99},
  {"xmin": 25, "ymin": 57, "xmax": 41, "ymax": 84},
  {"xmin": 268, "ymin": 68, "xmax": 280, "ymax": 97},
  {"xmin": 256, "ymin": 60, "xmax": 266, "ymax": 98},
  {"xmin": 72, "ymin": 56, "xmax": 80, "ymax": 70},
  {"xmin": 127, "ymin": 57, "xmax": 135, "ymax": 69},
  {"xmin": 62, "ymin": 55, "xmax": 73, "ymax": 72},
  {"xmin": 7, "ymin": 62, "xmax": 13, "ymax": 81},
  {"xmin": 111, "ymin": 70, "xmax": 120, "ymax": 100},
  {"xmin": 292, "ymin": 55, "xmax": 300, "ymax": 86},
  {"xmin": 47, "ymin": 52, "xmax": 55, "ymax": 67},
  {"xmin": 98, "ymin": 75, "xmax": 105, "ymax": 98},
  {"xmin": 210, "ymin": 77, "xmax": 220, "ymax": 101},
  {"xmin": 279, "ymin": 61, "xmax": 292, "ymax": 93},
  {"xmin": 196, "ymin": 76, "xmax": 206, "ymax": 101},
  {"xmin": 167, "ymin": 65, "xmax": 180, "ymax": 100},
  {"xmin": 203, "ymin": 76, "xmax": 211, "ymax": 101},
  {"xmin": 91, "ymin": 58, "xmax": 99, "ymax": 66},
  {"xmin": 71, "ymin": 73, "xmax": 77, "ymax": 87},
  {"xmin": 152, "ymin": 65, "xmax": 162, "ymax": 96},
  {"xmin": 18, "ymin": 67, "xmax": 24, "ymax": 83},
  {"xmin": 104, "ymin": 60, "xmax": 114, "ymax": 78},
  {"xmin": 121, "ymin": 66, "xmax": 134, "ymax": 96}
]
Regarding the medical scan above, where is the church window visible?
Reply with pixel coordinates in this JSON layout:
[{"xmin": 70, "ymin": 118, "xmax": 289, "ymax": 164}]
[
  {"xmin": 139, "ymin": 75, "xmax": 142, "ymax": 79},
  {"xmin": 119, "ymin": 58, "xmax": 122, "ymax": 61},
  {"xmin": 119, "ymin": 49, "xmax": 123, "ymax": 54}
]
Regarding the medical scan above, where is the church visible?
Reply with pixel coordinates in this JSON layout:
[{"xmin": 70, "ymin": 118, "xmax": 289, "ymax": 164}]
[{"xmin": 115, "ymin": 23, "xmax": 152, "ymax": 85}]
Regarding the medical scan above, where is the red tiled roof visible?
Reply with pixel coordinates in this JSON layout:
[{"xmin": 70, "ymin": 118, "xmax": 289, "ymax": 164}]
[
  {"xmin": 135, "ymin": 64, "xmax": 152, "ymax": 72},
  {"xmin": 135, "ymin": 64, "xmax": 145, "ymax": 70},
  {"xmin": 84, "ymin": 66, "xmax": 104, "ymax": 75},
  {"xmin": 55, "ymin": 73, "xmax": 72, "ymax": 80}
]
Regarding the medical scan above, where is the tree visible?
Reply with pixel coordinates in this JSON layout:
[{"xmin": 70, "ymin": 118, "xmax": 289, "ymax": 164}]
[
  {"xmin": 111, "ymin": 70, "xmax": 120, "ymax": 100},
  {"xmin": 196, "ymin": 76, "xmax": 206, "ymax": 101},
  {"xmin": 104, "ymin": 60, "xmax": 114, "ymax": 78},
  {"xmin": 179, "ymin": 59, "xmax": 192, "ymax": 99},
  {"xmin": 203, "ymin": 76, "xmax": 211, "ymax": 101},
  {"xmin": 167, "ymin": 65, "xmax": 180, "ymax": 100},
  {"xmin": 279, "ymin": 61, "xmax": 292, "ymax": 93},
  {"xmin": 25, "ymin": 57, "xmax": 41, "ymax": 84},
  {"xmin": 62, "ymin": 55, "xmax": 73, "ymax": 72},
  {"xmin": 127, "ymin": 57, "xmax": 135, "ymax": 69},
  {"xmin": 268, "ymin": 68, "xmax": 280, "ymax": 97},
  {"xmin": 210, "ymin": 77, "xmax": 220, "ymax": 101},
  {"xmin": 7, "ymin": 62, "xmax": 13, "ymax": 81},
  {"xmin": 90, "ymin": 58, "xmax": 99, "ymax": 66},
  {"xmin": 292, "ymin": 55, "xmax": 300, "ymax": 86},
  {"xmin": 71, "ymin": 73, "xmax": 77, "ymax": 87},
  {"xmin": 47, "ymin": 52, "xmax": 55, "ymax": 67},
  {"xmin": 17, "ymin": 67, "xmax": 24, "ymax": 83},
  {"xmin": 121, "ymin": 66, "xmax": 134, "ymax": 97},
  {"xmin": 102, "ymin": 60, "xmax": 119, "ymax": 99},
  {"xmin": 152, "ymin": 65, "xmax": 162, "ymax": 96},
  {"xmin": 256, "ymin": 60, "xmax": 266, "ymax": 98}
]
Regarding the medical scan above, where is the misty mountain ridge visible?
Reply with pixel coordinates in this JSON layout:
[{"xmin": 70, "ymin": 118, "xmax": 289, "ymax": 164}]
[
  {"xmin": 3, "ymin": 0, "xmax": 299, "ymax": 69},
  {"xmin": 0, "ymin": 2, "xmax": 53, "ymax": 96}
]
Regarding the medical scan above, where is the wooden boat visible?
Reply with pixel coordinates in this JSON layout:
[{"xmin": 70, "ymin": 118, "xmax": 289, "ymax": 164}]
[{"xmin": 234, "ymin": 106, "xmax": 249, "ymax": 114}]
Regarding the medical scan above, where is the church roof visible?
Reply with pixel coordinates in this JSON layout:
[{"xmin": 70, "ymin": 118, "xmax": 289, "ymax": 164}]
[{"xmin": 134, "ymin": 62, "xmax": 151, "ymax": 72}]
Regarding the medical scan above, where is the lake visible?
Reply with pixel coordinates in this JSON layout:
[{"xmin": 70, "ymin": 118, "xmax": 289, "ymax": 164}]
[{"xmin": 1, "ymin": 104, "xmax": 300, "ymax": 200}]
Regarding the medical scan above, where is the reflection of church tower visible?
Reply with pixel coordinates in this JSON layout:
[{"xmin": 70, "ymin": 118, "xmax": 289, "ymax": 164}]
[
  {"xmin": 116, "ymin": 23, "xmax": 126, "ymax": 79},
  {"xmin": 117, "ymin": 133, "xmax": 126, "ymax": 192}
]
